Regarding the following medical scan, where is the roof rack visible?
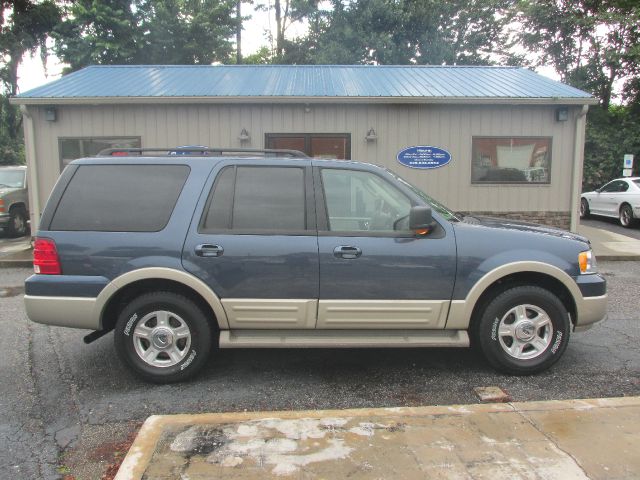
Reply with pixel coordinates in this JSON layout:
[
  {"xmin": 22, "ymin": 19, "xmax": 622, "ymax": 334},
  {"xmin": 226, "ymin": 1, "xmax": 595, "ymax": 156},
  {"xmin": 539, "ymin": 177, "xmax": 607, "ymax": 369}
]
[{"xmin": 96, "ymin": 147, "xmax": 309, "ymax": 158}]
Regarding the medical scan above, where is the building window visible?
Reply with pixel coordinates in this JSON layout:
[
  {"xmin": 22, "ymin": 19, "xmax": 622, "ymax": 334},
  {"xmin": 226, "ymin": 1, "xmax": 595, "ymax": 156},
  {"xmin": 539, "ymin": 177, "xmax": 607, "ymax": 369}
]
[
  {"xmin": 58, "ymin": 137, "xmax": 141, "ymax": 171},
  {"xmin": 265, "ymin": 133, "xmax": 351, "ymax": 159},
  {"xmin": 472, "ymin": 137, "xmax": 552, "ymax": 184}
]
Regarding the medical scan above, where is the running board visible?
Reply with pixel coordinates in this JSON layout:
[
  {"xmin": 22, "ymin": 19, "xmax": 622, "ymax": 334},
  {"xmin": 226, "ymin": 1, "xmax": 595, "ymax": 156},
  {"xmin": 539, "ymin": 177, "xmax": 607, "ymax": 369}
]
[{"xmin": 218, "ymin": 330, "xmax": 469, "ymax": 348}]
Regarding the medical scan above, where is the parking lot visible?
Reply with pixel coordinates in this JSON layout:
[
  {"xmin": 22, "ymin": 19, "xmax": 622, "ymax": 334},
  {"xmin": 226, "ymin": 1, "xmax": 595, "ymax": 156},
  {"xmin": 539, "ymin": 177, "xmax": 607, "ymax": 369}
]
[
  {"xmin": 1, "ymin": 262, "xmax": 639, "ymax": 479},
  {"xmin": 581, "ymin": 216, "xmax": 640, "ymax": 240}
]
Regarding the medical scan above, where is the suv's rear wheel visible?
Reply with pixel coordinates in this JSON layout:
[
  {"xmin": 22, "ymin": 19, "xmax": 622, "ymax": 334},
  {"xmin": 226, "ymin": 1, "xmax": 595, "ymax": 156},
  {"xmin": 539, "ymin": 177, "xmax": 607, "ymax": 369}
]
[
  {"xmin": 114, "ymin": 292, "xmax": 213, "ymax": 383},
  {"xmin": 475, "ymin": 286, "xmax": 570, "ymax": 375}
]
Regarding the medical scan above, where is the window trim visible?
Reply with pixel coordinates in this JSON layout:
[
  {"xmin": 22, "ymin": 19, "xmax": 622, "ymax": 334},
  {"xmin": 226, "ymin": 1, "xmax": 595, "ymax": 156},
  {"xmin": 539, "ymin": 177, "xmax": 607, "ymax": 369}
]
[
  {"xmin": 198, "ymin": 164, "xmax": 315, "ymax": 236},
  {"xmin": 265, "ymin": 133, "xmax": 351, "ymax": 159},
  {"xmin": 471, "ymin": 136, "xmax": 553, "ymax": 185},
  {"xmin": 58, "ymin": 136, "xmax": 142, "ymax": 172}
]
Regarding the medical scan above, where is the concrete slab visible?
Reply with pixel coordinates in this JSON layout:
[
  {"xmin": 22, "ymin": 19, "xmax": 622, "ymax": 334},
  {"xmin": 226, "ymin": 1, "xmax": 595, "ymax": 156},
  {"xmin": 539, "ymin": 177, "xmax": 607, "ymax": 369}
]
[
  {"xmin": 0, "ymin": 235, "xmax": 32, "ymax": 267},
  {"xmin": 115, "ymin": 397, "xmax": 640, "ymax": 480},
  {"xmin": 577, "ymin": 224, "xmax": 640, "ymax": 260}
]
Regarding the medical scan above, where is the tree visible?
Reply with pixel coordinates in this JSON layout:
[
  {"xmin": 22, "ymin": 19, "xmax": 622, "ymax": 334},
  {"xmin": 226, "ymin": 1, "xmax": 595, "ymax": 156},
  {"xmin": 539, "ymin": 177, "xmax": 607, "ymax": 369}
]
[
  {"xmin": 291, "ymin": 0, "xmax": 513, "ymax": 66},
  {"xmin": 0, "ymin": 0, "xmax": 60, "ymax": 165},
  {"xmin": 253, "ymin": 0, "xmax": 320, "ymax": 60},
  {"xmin": 54, "ymin": 0, "xmax": 239, "ymax": 71},
  {"xmin": 517, "ymin": 0, "xmax": 640, "ymax": 109}
]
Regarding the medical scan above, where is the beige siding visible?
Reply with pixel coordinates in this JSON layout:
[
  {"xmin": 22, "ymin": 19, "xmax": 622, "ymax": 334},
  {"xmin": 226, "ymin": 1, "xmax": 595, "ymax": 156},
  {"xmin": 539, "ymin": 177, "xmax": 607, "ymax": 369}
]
[{"xmin": 27, "ymin": 103, "xmax": 581, "ymax": 216}]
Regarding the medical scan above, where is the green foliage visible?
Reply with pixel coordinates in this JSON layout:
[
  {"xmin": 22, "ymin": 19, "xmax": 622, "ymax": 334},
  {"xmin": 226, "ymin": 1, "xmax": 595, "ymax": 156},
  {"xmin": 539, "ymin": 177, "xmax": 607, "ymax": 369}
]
[
  {"xmin": 583, "ymin": 106, "xmax": 640, "ymax": 190},
  {"xmin": 54, "ymin": 0, "xmax": 239, "ymax": 71},
  {"xmin": 0, "ymin": 0, "xmax": 60, "ymax": 165},
  {"xmin": 275, "ymin": 0, "xmax": 514, "ymax": 65},
  {"xmin": 516, "ymin": 0, "xmax": 640, "ymax": 109}
]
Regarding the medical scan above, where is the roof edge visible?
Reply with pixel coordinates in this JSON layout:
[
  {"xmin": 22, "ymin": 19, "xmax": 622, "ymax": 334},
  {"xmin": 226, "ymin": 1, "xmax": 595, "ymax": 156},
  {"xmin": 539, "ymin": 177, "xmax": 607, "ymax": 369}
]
[{"xmin": 12, "ymin": 95, "xmax": 599, "ymax": 106}]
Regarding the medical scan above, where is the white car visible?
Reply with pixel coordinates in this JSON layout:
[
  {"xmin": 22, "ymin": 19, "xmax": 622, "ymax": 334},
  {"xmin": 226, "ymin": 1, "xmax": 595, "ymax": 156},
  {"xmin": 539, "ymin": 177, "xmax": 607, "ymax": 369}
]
[{"xmin": 581, "ymin": 177, "xmax": 640, "ymax": 227}]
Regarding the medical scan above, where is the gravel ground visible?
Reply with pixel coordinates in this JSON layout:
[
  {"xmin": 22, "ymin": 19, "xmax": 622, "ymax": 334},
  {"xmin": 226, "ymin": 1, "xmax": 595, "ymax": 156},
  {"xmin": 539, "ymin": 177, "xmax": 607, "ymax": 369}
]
[{"xmin": 0, "ymin": 263, "xmax": 638, "ymax": 479}]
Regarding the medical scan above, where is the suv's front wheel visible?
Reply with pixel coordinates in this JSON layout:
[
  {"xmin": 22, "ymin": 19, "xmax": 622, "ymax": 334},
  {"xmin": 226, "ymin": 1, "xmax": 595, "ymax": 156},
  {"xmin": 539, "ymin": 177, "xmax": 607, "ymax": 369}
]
[
  {"xmin": 114, "ymin": 292, "xmax": 213, "ymax": 383},
  {"xmin": 475, "ymin": 286, "xmax": 570, "ymax": 375}
]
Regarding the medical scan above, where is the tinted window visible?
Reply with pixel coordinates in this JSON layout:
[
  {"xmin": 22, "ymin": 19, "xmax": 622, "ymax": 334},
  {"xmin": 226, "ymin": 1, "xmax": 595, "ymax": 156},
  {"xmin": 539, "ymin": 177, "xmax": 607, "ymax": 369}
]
[
  {"xmin": 601, "ymin": 180, "xmax": 625, "ymax": 193},
  {"xmin": 321, "ymin": 169, "xmax": 411, "ymax": 232},
  {"xmin": 201, "ymin": 166, "xmax": 306, "ymax": 232},
  {"xmin": 202, "ymin": 167, "xmax": 235, "ymax": 230},
  {"xmin": 50, "ymin": 165, "xmax": 189, "ymax": 232}
]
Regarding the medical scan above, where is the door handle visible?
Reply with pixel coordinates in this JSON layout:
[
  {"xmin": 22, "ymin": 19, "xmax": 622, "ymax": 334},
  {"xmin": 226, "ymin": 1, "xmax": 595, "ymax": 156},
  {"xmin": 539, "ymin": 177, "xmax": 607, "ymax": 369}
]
[
  {"xmin": 334, "ymin": 245, "xmax": 362, "ymax": 259},
  {"xmin": 195, "ymin": 244, "xmax": 224, "ymax": 257}
]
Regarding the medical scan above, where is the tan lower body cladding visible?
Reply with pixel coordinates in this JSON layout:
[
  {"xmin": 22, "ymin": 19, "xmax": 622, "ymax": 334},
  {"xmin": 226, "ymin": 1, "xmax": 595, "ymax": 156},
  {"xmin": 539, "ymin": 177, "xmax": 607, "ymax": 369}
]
[{"xmin": 221, "ymin": 299, "xmax": 450, "ymax": 330}]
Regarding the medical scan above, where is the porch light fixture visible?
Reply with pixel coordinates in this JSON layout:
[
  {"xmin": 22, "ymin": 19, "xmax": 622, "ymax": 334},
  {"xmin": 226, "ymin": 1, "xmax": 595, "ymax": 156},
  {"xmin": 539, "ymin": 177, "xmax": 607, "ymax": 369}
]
[
  {"xmin": 238, "ymin": 128, "xmax": 250, "ymax": 142},
  {"xmin": 45, "ymin": 107, "xmax": 57, "ymax": 122},
  {"xmin": 365, "ymin": 128, "xmax": 378, "ymax": 142},
  {"xmin": 556, "ymin": 107, "xmax": 569, "ymax": 122}
]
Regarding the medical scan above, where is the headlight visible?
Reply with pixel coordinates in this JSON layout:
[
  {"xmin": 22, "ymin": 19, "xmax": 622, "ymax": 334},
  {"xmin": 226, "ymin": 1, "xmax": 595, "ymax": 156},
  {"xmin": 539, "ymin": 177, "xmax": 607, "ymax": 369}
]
[{"xmin": 578, "ymin": 249, "xmax": 597, "ymax": 274}]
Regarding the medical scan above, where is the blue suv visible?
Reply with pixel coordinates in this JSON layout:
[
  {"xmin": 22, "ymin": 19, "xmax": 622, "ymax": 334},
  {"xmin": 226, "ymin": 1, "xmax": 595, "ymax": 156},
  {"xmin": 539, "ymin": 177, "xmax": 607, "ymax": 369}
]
[{"xmin": 25, "ymin": 148, "xmax": 607, "ymax": 383}]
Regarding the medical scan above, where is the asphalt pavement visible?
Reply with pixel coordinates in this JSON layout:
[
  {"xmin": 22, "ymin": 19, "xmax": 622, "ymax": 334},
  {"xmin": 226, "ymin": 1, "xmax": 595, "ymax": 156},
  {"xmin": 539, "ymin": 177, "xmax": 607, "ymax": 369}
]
[
  {"xmin": 580, "ymin": 216, "xmax": 640, "ymax": 240},
  {"xmin": 1, "ymin": 264, "xmax": 639, "ymax": 479}
]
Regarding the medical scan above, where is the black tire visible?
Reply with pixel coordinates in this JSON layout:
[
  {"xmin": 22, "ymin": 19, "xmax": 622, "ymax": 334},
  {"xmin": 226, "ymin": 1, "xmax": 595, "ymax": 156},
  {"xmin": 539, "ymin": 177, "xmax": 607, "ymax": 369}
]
[
  {"xmin": 619, "ymin": 204, "xmax": 635, "ymax": 228},
  {"xmin": 474, "ymin": 286, "xmax": 570, "ymax": 375},
  {"xmin": 114, "ymin": 291, "xmax": 213, "ymax": 383},
  {"xmin": 6, "ymin": 207, "xmax": 28, "ymax": 237},
  {"xmin": 579, "ymin": 198, "xmax": 590, "ymax": 219}
]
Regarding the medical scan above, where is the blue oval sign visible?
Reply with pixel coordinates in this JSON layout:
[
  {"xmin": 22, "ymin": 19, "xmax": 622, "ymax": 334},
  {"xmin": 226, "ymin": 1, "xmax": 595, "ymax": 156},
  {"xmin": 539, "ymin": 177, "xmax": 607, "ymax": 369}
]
[{"xmin": 397, "ymin": 146, "xmax": 452, "ymax": 169}]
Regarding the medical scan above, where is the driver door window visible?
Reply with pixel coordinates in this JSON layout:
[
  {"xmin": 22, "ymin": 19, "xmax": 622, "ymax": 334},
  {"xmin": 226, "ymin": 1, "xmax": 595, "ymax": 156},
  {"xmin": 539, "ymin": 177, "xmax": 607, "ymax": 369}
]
[{"xmin": 321, "ymin": 169, "xmax": 411, "ymax": 233}]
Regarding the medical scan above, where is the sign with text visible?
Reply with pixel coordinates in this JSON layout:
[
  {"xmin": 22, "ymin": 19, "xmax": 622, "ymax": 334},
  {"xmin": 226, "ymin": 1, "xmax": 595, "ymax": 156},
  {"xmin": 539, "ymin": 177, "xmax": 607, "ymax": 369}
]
[
  {"xmin": 624, "ymin": 154, "xmax": 634, "ymax": 169},
  {"xmin": 397, "ymin": 146, "xmax": 452, "ymax": 169}
]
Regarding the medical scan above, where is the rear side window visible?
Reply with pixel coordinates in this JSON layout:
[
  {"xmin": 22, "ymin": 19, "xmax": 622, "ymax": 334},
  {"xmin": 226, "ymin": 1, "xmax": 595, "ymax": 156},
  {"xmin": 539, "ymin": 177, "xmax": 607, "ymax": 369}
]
[
  {"xmin": 50, "ymin": 164, "xmax": 190, "ymax": 232},
  {"xmin": 201, "ymin": 166, "xmax": 306, "ymax": 232}
]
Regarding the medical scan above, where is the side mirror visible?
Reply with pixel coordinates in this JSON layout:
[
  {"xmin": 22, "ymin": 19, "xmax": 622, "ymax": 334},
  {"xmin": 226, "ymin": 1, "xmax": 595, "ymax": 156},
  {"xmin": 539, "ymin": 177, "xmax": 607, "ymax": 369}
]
[
  {"xmin": 595, "ymin": 188, "xmax": 602, "ymax": 193},
  {"xmin": 409, "ymin": 205, "xmax": 434, "ymax": 235}
]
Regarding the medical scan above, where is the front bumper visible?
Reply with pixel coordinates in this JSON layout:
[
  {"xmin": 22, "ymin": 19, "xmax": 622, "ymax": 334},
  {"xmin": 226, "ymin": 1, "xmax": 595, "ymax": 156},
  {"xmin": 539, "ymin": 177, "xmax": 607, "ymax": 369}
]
[{"xmin": 574, "ymin": 274, "xmax": 607, "ymax": 331}]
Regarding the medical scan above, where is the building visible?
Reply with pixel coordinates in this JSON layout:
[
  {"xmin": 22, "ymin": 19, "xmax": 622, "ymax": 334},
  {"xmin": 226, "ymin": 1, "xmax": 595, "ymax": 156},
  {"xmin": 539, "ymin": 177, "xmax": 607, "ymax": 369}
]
[{"xmin": 12, "ymin": 65, "xmax": 597, "ymax": 231}]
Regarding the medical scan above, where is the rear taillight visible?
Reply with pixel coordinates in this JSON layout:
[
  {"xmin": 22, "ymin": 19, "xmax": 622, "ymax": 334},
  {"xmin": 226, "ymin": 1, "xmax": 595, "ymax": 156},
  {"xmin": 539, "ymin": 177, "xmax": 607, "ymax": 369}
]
[
  {"xmin": 33, "ymin": 237, "xmax": 61, "ymax": 274},
  {"xmin": 0, "ymin": 199, "xmax": 4, "ymax": 213}
]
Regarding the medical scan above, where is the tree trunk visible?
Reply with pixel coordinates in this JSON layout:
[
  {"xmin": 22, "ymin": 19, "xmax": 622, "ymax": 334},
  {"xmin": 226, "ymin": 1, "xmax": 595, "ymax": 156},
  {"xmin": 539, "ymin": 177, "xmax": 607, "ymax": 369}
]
[
  {"xmin": 236, "ymin": 0, "xmax": 242, "ymax": 64},
  {"xmin": 275, "ymin": 0, "xmax": 283, "ymax": 58}
]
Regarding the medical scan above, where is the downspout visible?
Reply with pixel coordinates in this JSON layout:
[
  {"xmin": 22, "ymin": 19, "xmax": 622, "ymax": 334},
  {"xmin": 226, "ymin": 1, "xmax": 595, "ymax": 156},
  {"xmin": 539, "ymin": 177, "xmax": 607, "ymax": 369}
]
[
  {"xmin": 569, "ymin": 104, "xmax": 589, "ymax": 232},
  {"xmin": 20, "ymin": 105, "xmax": 41, "ymax": 233}
]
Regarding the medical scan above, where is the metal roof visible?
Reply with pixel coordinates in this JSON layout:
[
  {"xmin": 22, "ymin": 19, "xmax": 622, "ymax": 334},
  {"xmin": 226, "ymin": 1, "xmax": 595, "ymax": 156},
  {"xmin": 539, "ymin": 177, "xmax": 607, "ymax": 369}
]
[{"xmin": 14, "ymin": 65, "xmax": 597, "ymax": 105}]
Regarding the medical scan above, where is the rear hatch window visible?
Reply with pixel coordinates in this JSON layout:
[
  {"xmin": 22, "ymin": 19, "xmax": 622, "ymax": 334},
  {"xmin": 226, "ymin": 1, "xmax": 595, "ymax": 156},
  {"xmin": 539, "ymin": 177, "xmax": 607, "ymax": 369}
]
[{"xmin": 50, "ymin": 164, "xmax": 189, "ymax": 232}]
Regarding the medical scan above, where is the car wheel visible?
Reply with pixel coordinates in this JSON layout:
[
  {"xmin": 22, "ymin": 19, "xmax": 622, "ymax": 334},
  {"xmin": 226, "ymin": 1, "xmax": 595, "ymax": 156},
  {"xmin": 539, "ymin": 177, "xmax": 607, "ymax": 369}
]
[
  {"xmin": 7, "ymin": 207, "xmax": 27, "ymax": 237},
  {"xmin": 619, "ymin": 204, "xmax": 634, "ymax": 228},
  {"xmin": 579, "ymin": 198, "xmax": 590, "ymax": 219},
  {"xmin": 475, "ymin": 286, "xmax": 570, "ymax": 375},
  {"xmin": 114, "ymin": 291, "xmax": 213, "ymax": 383}
]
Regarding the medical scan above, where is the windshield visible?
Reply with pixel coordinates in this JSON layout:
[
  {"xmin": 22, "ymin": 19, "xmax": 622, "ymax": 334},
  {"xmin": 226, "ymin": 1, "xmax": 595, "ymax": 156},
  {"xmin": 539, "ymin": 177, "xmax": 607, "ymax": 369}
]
[
  {"xmin": 385, "ymin": 169, "xmax": 461, "ymax": 222},
  {"xmin": 0, "ymin": 169, "xmax": 25, "ymax": 188}
]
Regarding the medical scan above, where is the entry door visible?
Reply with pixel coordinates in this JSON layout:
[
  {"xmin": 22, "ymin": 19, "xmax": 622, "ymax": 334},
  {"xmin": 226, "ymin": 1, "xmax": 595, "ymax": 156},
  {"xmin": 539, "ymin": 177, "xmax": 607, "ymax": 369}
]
[
  {"xmin": 182, "ymin": 162, "xmax": 319, "ymax": 329},
  {"xmin": 314, "ymin": 165, "xmax": 457, "ymax": 329},
  {"xmin": 266, "ymin": 134, "xmax": 351, "ymax": 159}
]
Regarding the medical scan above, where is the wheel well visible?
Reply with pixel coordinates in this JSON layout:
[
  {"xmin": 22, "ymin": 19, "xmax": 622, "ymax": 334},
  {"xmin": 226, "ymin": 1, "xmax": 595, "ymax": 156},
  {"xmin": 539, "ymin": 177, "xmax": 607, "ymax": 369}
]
[
  {"xmin": 9, "ymin": 202, "xmax": 26, "ymax": 212},
  {"xmin": 100, "ymin": 278, "xmax": 219, "ymax": 332},
  {"xmin": 469, "ymin": 272, "xmax": 577, "ymax": 329},
  {"xmin": 620, "ymin": 202, "xmax": 632, "ymax": 212}
]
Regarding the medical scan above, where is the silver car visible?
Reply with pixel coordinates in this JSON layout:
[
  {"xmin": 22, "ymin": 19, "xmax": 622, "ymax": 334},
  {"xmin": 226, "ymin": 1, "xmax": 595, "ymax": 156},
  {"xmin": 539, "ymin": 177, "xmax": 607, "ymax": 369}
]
[
  {"xmin": 0, "ymin": 165, "xmax": 29, "ymax": 237},
  {"xmin": 580, "ymin": 177, "xmax": 640, "ymax": 228}
]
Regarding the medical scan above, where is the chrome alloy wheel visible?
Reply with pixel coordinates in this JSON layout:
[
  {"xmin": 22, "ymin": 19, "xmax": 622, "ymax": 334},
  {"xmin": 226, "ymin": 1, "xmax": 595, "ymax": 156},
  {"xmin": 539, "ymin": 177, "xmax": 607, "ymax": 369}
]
[
  {"xmin": 133, "ymin": 310, "xmax": 192, "ymax": 367},
  {"xmin": 497, "ymin": 304, "xmax": 553, "ymax": 360}
]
